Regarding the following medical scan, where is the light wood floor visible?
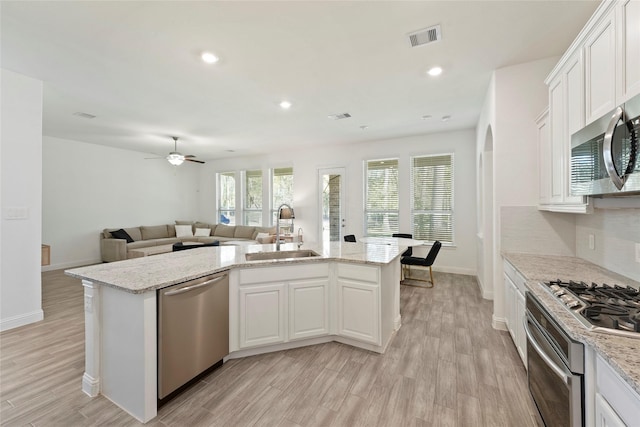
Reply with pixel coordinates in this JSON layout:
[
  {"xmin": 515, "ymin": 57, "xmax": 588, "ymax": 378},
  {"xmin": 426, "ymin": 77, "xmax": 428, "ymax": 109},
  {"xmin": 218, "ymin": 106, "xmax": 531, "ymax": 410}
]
[{"xmin": 0, "ymin": 269, "xmax": 542, "ymax": 426}]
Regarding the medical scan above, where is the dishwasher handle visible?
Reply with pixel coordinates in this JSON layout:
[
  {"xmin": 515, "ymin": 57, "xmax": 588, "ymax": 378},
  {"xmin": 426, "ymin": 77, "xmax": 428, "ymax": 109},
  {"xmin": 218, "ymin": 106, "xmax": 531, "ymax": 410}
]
[{"xmin": 164, "ymin": 275, "xmax": 225, "ymax": 296}]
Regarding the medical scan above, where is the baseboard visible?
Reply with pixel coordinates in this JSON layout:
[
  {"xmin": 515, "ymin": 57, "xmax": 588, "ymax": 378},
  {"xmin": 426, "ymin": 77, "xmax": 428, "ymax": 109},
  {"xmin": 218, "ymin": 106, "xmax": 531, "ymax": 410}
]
[
  {"xmin": 492, "ymin": 315, "xmax": 508, "ymax": 331},
  {"xmin": 0, "ymin": 309, "xmax": 44, "ymax": 332},
  {"xmin": 42, "ymin": 258, "xmax": 101, "ymax": 272},
  {"xmin": 82, "ymin": 372, "xmax": 100, "ymax": 397},
  {"xmin": 420, "ymin": 265, "xmax": 477, "ymax": 276}
]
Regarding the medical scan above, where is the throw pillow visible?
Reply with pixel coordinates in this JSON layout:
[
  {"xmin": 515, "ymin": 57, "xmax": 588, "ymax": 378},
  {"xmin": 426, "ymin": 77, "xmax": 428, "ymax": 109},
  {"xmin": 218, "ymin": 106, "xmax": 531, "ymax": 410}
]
[
  {"xmin": 175, "ymin": 224, "xmax": 194, "ymax": 238},
  {"xmin": 255, "ymin": 232, "xmax": 269, "ymax": 240},
  {"xmin": 194, "ymin": 228, "xmax": 211, "ymax": 237},
  {"xmin": 110, "ymin": 228, "xmax": 134, "ymax": 243}
]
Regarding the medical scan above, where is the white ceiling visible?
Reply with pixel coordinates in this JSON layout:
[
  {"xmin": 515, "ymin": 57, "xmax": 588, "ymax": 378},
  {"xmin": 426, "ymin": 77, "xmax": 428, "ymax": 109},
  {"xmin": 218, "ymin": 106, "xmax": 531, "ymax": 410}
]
[{"xmin": 1, "ymin": 1, "xmax": 599, "ymax": 161}]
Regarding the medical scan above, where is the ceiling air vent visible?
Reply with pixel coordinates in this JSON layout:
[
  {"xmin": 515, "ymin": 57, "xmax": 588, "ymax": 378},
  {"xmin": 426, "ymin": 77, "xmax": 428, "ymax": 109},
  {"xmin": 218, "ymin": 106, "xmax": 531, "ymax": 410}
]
[
  {"xmin": 408, "ymin": 25, "xmax": 441, "ymax": 48},
  {"xmin": 328, "ymin": 113, "xmax": 352, "ymax": 120}
]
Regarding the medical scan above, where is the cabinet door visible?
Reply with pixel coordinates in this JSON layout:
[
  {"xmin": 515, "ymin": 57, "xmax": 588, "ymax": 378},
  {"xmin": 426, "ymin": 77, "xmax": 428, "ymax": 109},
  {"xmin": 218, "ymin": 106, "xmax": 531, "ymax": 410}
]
[
  {"xmin": 537, "ymin": 110, "xmax": 551, "ymax": 205},
  {"xmin": 595, "ymin": 393, "xmax": 626, "ymax": 427},
  {"xmin": 515, "ymin": 290, "xmax": 527, "ymax": 366},
  {"xmin": 618, "ymin": 0, "xmax": 640, "ymax": 101},
  {"xmin": 337, "ymin": 278, "xmax": 380, "ymax": 345},
  {"xmin": 239, "ymin": 283, "xmax": 286, "ymax": 348},
  {"xmin": 564, "ymin": 52, "xmax": 587, "ymax": 205},
  {"xmin": 549, "ymin": 77, "xmax": 566, "ymax": 204},
  {"xmin": 289, "ymin": 278, "xmax": 329, "ymax": 340},
  {"xmin": 585, "ymin": 11, "xmax": 616, "ymax": 124}
]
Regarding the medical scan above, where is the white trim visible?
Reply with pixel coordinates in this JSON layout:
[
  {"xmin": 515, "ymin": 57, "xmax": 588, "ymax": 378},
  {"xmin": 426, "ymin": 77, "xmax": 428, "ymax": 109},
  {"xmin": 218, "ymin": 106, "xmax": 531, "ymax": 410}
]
[
  {"xmin": 0, "ymin": 309, "xmax": 44, "ymax": 332},
  {"xmin": 82, "ymin": 372, "xmax": 100, "ymax": 397},
  {"xmin": 492, "ymin": 315, "xmax": 508, "ymax": 331}
]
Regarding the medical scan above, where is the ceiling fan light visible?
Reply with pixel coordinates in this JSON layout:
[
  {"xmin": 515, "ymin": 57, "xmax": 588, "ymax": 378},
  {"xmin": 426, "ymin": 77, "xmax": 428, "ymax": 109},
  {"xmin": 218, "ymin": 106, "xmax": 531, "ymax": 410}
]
[{"xmin": 167, "ymin": 153, "xmax": 185, "ymax": 166}]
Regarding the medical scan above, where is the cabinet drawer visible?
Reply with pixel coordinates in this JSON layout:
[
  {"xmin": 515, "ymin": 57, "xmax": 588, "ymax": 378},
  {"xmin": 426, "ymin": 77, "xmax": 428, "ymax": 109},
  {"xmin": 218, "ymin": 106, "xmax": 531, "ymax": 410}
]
[
  {"xmin": 337, "ymin": 263, "xmax": 379, "ymax": 283},
  {"xmin": 596, "ymin": 355, "xmax": 640, "ymax": 426},
  {"xmin": 239, "ymin": 263, "xmax": 329, "ymax": 285}
]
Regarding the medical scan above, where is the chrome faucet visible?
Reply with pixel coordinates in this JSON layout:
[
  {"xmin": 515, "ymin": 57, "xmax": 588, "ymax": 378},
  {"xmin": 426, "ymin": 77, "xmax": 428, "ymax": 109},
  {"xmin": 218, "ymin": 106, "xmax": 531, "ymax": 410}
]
[
  {"xmin": 275, "ymin": 203, "xmax": 294, "ymax": 251},
  {"xmin": 297, "ymin": 228, "xmax": 303, "ymax": 249}
]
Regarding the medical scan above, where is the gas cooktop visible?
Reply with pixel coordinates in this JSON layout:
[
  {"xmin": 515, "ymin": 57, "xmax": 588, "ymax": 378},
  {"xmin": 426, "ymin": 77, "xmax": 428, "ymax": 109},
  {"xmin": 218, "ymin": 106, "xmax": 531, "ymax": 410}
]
[{"xmin": 543, "ymin": 279, "xmax": 640, "ymax": 339}]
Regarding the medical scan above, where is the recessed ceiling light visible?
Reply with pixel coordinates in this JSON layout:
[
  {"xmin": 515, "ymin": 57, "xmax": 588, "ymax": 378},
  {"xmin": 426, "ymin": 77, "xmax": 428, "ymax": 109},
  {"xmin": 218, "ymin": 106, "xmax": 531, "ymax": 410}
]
[
  {"xmin": 201, "ymin": 52, "xmax": 219, "ymax": 64},
  {"xmin": 422, "ymin": 115, "xmax": 432, "ymax": 120},
  {"xmin": 427, "ymin": 66, "xmax": 443, "ymax": 76},
  {"xmin": 360, "ymin": 125, "xmax": 368, "ymax": 130},
  {"xmin": 441, "ymin": 115, "xmax": 451, "ymax": 121},
  {"xmin": 280, "ymin": 101, "xmax": 292, "ymax": 109}
]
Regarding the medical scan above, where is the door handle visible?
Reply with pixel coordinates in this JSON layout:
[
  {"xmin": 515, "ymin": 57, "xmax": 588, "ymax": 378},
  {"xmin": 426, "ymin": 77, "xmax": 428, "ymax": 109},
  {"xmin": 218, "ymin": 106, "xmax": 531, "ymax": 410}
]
[
  {"xmin": 523, "ymin": 316, "xmax": 570, "ymax": 385},
  {"xmin": 165, "ymin": 276, "xmax": 225, "ymax": 296}
]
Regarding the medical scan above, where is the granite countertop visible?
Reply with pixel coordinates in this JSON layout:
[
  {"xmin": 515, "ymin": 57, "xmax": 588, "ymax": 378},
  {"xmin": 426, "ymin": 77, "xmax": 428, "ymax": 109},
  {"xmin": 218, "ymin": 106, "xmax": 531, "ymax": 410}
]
[
  {"xmin": 66, "ymin": 241, "xmax": 403, "ymax": 294},
  {"xmin": 502, "ymin": 252, "xmax": 640, "ymax": 396}
]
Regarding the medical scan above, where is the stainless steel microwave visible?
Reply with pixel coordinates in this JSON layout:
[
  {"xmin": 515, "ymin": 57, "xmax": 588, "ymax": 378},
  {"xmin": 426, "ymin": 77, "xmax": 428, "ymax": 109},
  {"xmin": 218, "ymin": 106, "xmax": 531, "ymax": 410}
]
[{"xmin": 570, "ymin": 93, "xmax": 640, "ymax": 196}]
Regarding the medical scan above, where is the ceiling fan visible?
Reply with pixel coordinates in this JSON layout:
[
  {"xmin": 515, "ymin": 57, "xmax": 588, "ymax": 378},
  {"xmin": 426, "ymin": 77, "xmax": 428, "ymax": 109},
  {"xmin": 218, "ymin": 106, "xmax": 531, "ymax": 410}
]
[{"xmin": 149, "ymin": 137, "xmax": 205, "ymax": 166}]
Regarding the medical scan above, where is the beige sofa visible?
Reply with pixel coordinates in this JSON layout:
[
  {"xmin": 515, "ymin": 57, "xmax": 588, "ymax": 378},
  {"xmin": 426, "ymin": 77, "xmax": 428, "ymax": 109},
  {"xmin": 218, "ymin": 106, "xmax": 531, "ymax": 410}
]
[{"xmin": 100, "ymin": 221, "xmax": 275, "ymax": 262}]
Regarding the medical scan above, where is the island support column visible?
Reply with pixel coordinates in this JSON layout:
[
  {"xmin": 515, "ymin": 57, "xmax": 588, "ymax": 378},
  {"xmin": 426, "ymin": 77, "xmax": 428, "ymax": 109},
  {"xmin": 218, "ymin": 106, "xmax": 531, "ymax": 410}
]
[{"xmin": 82, "ymin": 280, "xmax": 101, "ymax": 397}]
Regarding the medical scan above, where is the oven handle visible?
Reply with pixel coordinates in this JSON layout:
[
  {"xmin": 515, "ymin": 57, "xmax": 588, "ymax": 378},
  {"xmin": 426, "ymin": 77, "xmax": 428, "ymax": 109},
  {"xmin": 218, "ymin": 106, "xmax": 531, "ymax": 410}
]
[{"xmin": 523, "ymin": 316, "xmax": 570, "ymax": 385}]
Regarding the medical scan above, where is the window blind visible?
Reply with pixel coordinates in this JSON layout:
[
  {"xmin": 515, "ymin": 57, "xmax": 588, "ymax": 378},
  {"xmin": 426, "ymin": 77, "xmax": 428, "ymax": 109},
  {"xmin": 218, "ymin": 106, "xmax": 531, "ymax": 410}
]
[
  {"xmin": 218, "ymin": 172, "xmax": 236, "ymax": 225},
  {"xmin": 411, "ymin": 154, "xmax": 453, "ymax": 244},
  {"xmin": 365, "ymin": 159, "xmax": 399, "ymax": 236}
]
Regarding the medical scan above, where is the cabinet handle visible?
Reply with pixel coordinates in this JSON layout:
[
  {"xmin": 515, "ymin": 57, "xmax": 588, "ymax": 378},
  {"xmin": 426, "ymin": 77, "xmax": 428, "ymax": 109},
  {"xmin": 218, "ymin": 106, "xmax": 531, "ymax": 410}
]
[{"xmin": 165, "ymin": 276, "xmax": 225, "ymax": 296}]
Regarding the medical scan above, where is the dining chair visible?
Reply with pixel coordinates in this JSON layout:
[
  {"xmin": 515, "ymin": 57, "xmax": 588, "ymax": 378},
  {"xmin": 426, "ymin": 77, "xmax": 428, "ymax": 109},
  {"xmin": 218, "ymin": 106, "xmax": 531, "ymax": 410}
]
[
  {"xmin": 344, "ymin": 234, "xmax": 356, "ymax": 242},
  {"xmin": 400, "ymin": 241, "xmax": 442, "ymax": 287}
]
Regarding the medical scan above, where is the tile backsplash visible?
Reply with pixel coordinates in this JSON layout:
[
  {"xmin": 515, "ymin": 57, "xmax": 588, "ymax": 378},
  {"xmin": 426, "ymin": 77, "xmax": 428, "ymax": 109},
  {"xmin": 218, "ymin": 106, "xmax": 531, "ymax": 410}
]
[
  {"xmin": 500, "ymin": 206, "xmax": 576, "ymax": 256},
  {"xmin": 575, "ymin": 207, "xmax": 640, "ymax": 282}
]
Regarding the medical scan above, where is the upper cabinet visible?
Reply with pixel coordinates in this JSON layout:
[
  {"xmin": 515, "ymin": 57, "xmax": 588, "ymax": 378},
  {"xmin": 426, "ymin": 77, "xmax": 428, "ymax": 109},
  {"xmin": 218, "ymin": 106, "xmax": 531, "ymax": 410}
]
[
  {"xmin": 541, "ymin": 0, "xmax": 638, "ymax": 213},
  {"xmin": 617, "ymin": 0, "xmax": 640, "ymax": 101}
]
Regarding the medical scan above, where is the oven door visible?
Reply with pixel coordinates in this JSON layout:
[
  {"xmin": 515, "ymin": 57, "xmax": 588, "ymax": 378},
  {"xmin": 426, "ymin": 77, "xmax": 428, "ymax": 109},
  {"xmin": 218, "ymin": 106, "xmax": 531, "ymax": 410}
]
[{"xmin": 524, "ymin": 314, "xmax": 583, "ymax": 427}]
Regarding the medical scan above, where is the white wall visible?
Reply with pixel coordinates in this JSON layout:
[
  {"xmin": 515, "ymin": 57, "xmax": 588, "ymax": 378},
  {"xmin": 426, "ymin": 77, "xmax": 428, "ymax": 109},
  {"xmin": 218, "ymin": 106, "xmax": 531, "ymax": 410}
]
[
  {"xmin": 42, "ymin": 136, "xmax": 201, "ymax": 270},
  {"xmin": 199, "ymin": 129, "xmax": 478, "ymax": 275},
  {"xmin": 475, "ymin": 56, "xmax": 560, "ymax": 326},
  {"xmin": 1, "ymin": 70, "xmax": 44, "ymax": 331}
]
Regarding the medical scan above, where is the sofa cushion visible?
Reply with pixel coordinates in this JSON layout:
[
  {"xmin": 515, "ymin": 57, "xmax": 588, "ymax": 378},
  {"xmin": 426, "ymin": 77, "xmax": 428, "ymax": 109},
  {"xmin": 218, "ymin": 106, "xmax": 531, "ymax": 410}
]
[
  {"xmin": 141, "ymin": 225, "xmax": 169, "ymax": 240},
  {"xmin": 214, "ymin": 224, "xmax": 235, "ymax": 238},
  {"xmin": 194, "ymin": 227, "xmax": 211, "ymax": 237},
  {"xmin": 167, "ymin": 224, "xmax": 176, "ymax": 237},
  {"xmin": 124, "ymin": 227, "xmax": 142, "ymax": 241},
  {"xmin": 152, "ymin": 238, "xmax": 181, "ymax": 246},
  {"xmin": 193, "ymin": 236, "xmax": 219, "ymax": 244},
  {"xmin": 175, "ymin": 224, "xmax": 194, "ymax": 238},
  {"xmin": 110, "ymin": 228, "xmax": 134, "ymax": 243},
  {"xmin": 127, "ymin": 240, "xmax": 154, "ymax": 249},
  {"xmin": 234, "ymin": 225, "xmax": 256, "ymax": 239},
  {"xmin": 252, "ymin": 226, "xmax": 276, "ymax": 239}
]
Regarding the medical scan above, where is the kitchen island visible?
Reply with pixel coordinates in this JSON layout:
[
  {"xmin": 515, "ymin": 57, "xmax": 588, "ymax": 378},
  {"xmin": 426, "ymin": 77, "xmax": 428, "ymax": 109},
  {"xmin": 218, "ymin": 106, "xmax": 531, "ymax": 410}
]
[{"xmin": 66, "ymin": 241, "xmax": 403, "ymax": 423}]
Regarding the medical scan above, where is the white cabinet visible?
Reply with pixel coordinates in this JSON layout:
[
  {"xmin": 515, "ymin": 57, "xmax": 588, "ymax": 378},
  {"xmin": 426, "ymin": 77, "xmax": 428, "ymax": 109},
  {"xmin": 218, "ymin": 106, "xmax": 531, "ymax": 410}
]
[
  {"xmin": 541, "ymin": 52, "xmax": 590, "ymax": 213},
  {"xmin": 595, "ymin": 393, "xmax": 626, "ymax": 427},
  {"xmin": 234, "ymin": 263, "xmax": 330, "ymax": 350},
  {"xmin": 617, "ymin": 0, "xmax": 640, "ymax": 101},
  {"xmin": 289, "ymin": 278, "xmax": 329, "ymax": 340},
  {"xmin": 503, "ymin": 260, "xmax": 526, "ymax": 366},
  {"xmin": 337, "ymin": 263, "xmax": 380, "ymax": 345},
  {"xmin": 239, "ymin": 283, "xmax": 286, "ymax": 348},
  {"xmin": 595, "ymin": 354, "xmax": 640, "ymax": 427},
  {"xmin": 585, "ymin": 9, "xmax": 617, "ymax": 124}
]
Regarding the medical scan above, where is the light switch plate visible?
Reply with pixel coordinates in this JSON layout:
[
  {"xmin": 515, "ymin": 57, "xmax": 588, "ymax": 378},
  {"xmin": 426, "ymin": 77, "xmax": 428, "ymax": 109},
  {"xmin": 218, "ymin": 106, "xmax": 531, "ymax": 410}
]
[{"xmin": 588, "ymin": 234, "xmax": 595, "ymax": 250}]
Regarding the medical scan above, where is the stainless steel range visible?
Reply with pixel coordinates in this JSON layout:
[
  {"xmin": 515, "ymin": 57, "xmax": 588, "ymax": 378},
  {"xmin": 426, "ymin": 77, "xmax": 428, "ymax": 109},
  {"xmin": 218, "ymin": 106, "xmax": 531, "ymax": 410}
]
[{"xmin": 543, "ymin": 279, "xmax": 640, "ymax": 339}]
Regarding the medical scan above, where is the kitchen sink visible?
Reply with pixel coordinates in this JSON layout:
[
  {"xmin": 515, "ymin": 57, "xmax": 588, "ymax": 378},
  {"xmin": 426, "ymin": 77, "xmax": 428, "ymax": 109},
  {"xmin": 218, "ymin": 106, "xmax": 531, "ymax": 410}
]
[{"xmin": 245, "ymin": 250, "xmax": 321, "ymax": 261}]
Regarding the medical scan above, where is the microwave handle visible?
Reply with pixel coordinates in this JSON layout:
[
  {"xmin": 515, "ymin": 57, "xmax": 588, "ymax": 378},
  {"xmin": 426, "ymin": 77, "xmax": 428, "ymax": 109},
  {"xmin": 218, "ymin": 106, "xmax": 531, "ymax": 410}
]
[{"xmin": 603, "ymin": 106, "xmax": 628, "ymax": 190}]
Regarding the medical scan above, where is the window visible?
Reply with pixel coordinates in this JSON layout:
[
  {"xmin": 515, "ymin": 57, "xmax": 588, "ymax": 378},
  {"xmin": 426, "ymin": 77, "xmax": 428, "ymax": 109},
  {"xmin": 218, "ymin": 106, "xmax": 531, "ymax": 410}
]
[
  {"xmin": 218, "ymin": 172, "xmax": 236, "ymax": 225},
  {"xmin": 365, "ymin": 159, "xmax": 399, "ymax": 236},
  {"xmin": 411, "ymin": 154, "xmax": 453, "ymax": 244},
  {"xmin": 271, "ymin": 167, "xmax": 294, "ymax": 225},
  {"xmin": 243, "ymin": 170, "xmax": 263, "ymax": 226}
]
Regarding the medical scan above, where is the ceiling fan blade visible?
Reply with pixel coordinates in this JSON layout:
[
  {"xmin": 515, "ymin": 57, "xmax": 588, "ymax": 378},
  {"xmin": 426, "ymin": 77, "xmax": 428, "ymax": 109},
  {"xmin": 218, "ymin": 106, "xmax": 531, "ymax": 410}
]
[
  {"xmin": 184, "ymin": 154, "xmax": 195, "ymax": 158},
  {"xmin": 185, "ymin": 158, "xmax": 205, "ymax": 164}
]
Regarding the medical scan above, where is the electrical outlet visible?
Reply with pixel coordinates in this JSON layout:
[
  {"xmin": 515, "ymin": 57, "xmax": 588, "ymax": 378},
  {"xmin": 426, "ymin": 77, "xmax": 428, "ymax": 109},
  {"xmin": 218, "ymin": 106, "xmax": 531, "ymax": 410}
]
[
  {"xmin": 636, "ymin": 243, "xmax": 640, "ymax": 263},
  {"xmin": 84, "ymin": 295, "xmax": 93, "ymax": 313},
  {"xmin": 588, "ymin": 234, "xmax": 595, "ymax": 250}
]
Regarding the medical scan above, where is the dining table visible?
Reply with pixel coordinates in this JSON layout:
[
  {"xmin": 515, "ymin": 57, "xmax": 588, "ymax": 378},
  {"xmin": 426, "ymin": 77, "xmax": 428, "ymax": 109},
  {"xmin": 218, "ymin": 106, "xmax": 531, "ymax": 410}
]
[{"xmin": 359, "ymin": 236, "xmax": 425, "ymax": 247}]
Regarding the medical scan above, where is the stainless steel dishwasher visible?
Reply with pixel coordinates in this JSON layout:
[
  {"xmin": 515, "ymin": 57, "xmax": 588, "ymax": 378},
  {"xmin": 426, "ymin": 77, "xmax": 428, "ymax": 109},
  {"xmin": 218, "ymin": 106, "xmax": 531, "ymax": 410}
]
[{"xmin": 157, "ymin": 271, "xmax": 229, "ymax": 401}]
